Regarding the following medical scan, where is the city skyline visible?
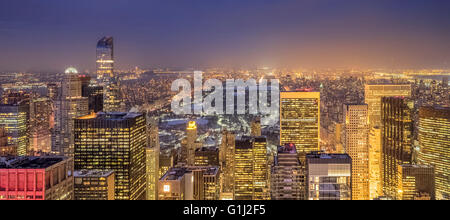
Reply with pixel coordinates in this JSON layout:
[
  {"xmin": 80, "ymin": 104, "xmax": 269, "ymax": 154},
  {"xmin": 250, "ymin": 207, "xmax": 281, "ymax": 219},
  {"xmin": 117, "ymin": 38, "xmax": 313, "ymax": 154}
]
[{"xmin": 1, "ymin": 0, "xmax": 450, "ymax": 72}]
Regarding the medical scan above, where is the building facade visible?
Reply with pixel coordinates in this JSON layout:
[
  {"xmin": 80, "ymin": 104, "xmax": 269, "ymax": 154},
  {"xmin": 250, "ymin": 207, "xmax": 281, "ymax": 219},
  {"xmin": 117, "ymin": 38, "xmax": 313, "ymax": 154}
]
[
  {"xmin": 74, "ymin": 170, "xmax": 115, "ymax": 200},
  {"xmin": 74, "ymin": 112, "xmax": 147, "ymax": 200},
  {"xmin": 344, "ymin": 104, "xmax": 369, "ymax": 200},
  {"xmin": 280, "ymin": 92, "xmax": 320, "ymax": 157},
  {"xmin": 0, "ymin": 157, "xmax": 73, "ymax": 200},
  {"xmin": 417, "ymin": 106, "xmax": 449, "ymax": 200},
  {"xmin": 381, "ymin": 97, "xmax": 414, "ymax": 199},
  {"xmin": 306, "ymin": 152, "xmax": 352, "ymax": 200}
]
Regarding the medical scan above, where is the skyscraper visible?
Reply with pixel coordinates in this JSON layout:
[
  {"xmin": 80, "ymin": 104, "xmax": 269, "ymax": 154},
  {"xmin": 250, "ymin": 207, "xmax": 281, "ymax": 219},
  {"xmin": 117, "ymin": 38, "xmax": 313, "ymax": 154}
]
[
  {"xmin": 53, "ymin": 67, "xmax": 89, "ymax": 157},
  {"xmin": 271, "ymin": 144, "xmax": 305, "ymax": 200},
  {"xmin": 219, "ymin": 129, "xmax": 235, "ymax": 197},
  {"xmin": 74, "ymin": 112, "xmax": 147, "ymax": 200},
  {"xmin": 280, "ymin": 92, "xmax": 320, "ymax": 156},
  {"xmin": 0, "ymin": 103, "xmax": 29, "ymax": 156},
  {"xmin": 96, "ymin": 37, "xmax": 122, "ymax": 112},
  {"xmin": 364, "ymin": 84, "xmax": 411, "ymax": 127},
  {"xmin": 306, "ymin": 152, "xmax": 352, "ymax": 200},
  {"xmin": 146, "ymin": 120, "xmax": 160, "ymax": 200},
  {"xmin": 397, "ymin": 164, "xmax": 435, "ymax": 200},
  {"xmin": 253, "ymin": 136, "xmax": 270, "ymax": 200},
  {"xmin": 181, "ymin": 121, "xmax": 200, "ymax": 166},
  {"xmin": 29, "ymin": 97, "xmax": 52, "ymax": 154},
  {"xmin": 369, "ymin": 126, "xmax": 382, "ymax": 199},
  {"xmin": 234, "ymin": 136, "xmax": 269, "ymax": 200},
  {"xmin": 417, "ymin": 106, "xmax": 450, "ymax": 200},
  {"xmin": 344, "ymin": 104, "xmax": 369, "ymax": 200},
  {"xmin": 381, "ymin": 97, "xmax": 414, "ymax": 200},
  {"xmin": 234, "ymin": 136, "xmax": 254, "ymax": 200}
]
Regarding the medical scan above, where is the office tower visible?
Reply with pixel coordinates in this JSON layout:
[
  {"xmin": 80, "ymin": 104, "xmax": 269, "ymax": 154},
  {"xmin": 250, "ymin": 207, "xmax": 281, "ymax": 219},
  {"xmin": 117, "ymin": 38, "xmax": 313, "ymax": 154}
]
[
  {"xmin": 53, "ymin": 67, "xmax": 89, "ymax": 157},
  {"xmin": 233, "ymin": 136, "xmax": 269, "ymax": 200},
  {"xmin": 74, "ymin": 170, "xmax": 115, "ymax": 200},
  {"xmin": 82, "ymin": 83, "xmax": 103, "ymax": 113},
  {"xmin": 1, "ymin": 91, "xmax": 31, "ymax": 105},
  {"xmin": 74, "ymin": 112, "xmax": 147, "ymax": 200},
  {"xmin": 0, "ymin": 128, "xmax": 15, "ymax": 156},
  {"xmin": 146, "ymin": 120, "xmax": 160, "ymax": 200},
  {"xmin": 158, "ymin": 166, "xmax": 220, "ymax": 200},
  {"xmin": 0, "ymin": 103, "xmax": 29, "ymax": 156},
  {"xmin": 381, "ymin": 97, "xmax": 414, "ymax": 200},
  {"xmin": 219, "ymin": 129, "xmax": 235, "ymax": 197},
  {"xmin": 306, "ymin": 152, "xmax": 352, "ymax": 200},
  {"xmin": 417, "ymin": 106, "xmax": 450, "ymax": 200},
  {"xmin": 369, "ymin": 126, "xmax": 382, "ymax": 199},
  {"xmin": 251, "ymin": 117, "xmax": 261, "ymax": 136},
  {"xmin": 0, "ymin": 157, "xmax": 73, "ymax": 200},
  {"xmin": 97, "ymin": 37, "xmax": 122, "ymax": 112},
  {"xmin": 195, "ymin": 147, "xmax": 219, "ymax": 166},
  {"xmin": 253, "ymin": 137, "xmax": 270, "ymax": 200},
  {"xmin": 271, "ymin": 144, "xmax": 305, "ymax": 200},
  {"xmin": 344, "ymin": 104, "xmax": 369, "ymax": 200},
  {"xmin": 29, "ymin": 97, "xmax": 52, "ymax": 154},
  {"xmin": 159, "ymin": 153, "xmax": 174, "ymax": 179},
  {"xmin": 397, "ymin": 164, "xmax": 435, "ymax": 200},
  {"xmin": 365, "ymin": 84, "xmax": 411, "ymax": 127},
  {"xmin": 280, "ymin": 92, "xmax": 320, "ymax": 156},
  {"xmin": 234, "ymin": 136, "xmax": 254, "ymax": 200},
  {"xmin": 181, "ymin": 121, "xmax": 200, "ymax": 166}
]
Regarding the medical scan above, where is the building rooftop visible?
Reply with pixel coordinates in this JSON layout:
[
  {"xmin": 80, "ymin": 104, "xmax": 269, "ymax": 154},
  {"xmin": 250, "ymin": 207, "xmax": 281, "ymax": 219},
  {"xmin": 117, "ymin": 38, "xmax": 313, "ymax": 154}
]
[
  {"xmin": 160, "ymin": 166, "xmax": 220, "ymax": 181},
  {"xmin": 77, "ymin": 112, "xmax": 143, "ymax": 120},
  {"xmin": 306, "ymin": 152, "xmax": 351, "ymax": 164},
  {"xmin": 0, "ymin": 157, "xmax": 66, "ymax": 169},
  {"xmin": 278, "ymin": 143, "xmax": 298, "ymax": 154},
  {"xmin": 74, "ymin": 170, "xmax": 114, "ymax": 178}
]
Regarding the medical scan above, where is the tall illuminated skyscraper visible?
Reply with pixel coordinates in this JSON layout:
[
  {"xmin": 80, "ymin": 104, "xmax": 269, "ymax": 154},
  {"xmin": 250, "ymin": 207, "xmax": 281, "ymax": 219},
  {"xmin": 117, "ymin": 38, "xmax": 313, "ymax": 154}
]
[
  {"xmin": 280, "ymin": 91, "xmax": 320, "ymax": 156},
  {"xmin": 234, "ymin": 136, "xmax": 254, "ymax": 200},
  {"xmin": 97, "ymin": 37, "xmax": 122, "ymax": 112},
  {"xmin": 0, "ymin": 103, "xmax": 29, "ymax": 156},
  {"xmin": 364, "ymin": 84, "xmax": 411, "ymax": 127},
  {"xmin": 344, "ymin": 104, "xmax": 369, "ymax": 200},
  {"xmin": 271, "ymin": 144, "xmax": 305, "ymax": 200},
  {"xmin": 234, "ymin": 136, "xmax": 269, "ymax": 200},
  {"xmin": 253, "ymin": 137, "xmax": 270, "ymax": 200},
  {"xmin": 219, "ymin": 129, "xmax": 235, "ymax": 198},
  {"xmin": 369, "ymin": 126, "xmax": 382, "ymax": 199},
  {"xmin": 306, "ymin": 152, "xmax": 352, "ymax": 200},
  {"xmin": 53, "ymin": 67, "xmax": 88, "ymax": 157},
  {"xmin": 146, "ymin": 120, "xmax": 160, "ymax": 200},
  {"xmin": 29, "ymin": 97, "xmax": 52, "ymax": 154},
  {"xmin": 181, "ymin": 121, "xmax": 200, "ymax": 166},
  {"xmin": 74, "ymin": 112, "xmax": 147, "ymax": 200},
  {"xmin": 417, "ymin": 106, "xmax": 450, "ymax": 200},
  {"xmin": 381, "ymin": 97, "xmax": 414, "ymax": 200}
]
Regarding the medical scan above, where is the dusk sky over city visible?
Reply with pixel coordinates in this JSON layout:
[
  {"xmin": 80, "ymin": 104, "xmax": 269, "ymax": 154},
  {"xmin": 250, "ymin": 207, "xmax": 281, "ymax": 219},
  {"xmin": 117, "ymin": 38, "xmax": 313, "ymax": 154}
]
[{"xmin": 1, "ymin": 0, "xmax": 450, "ymax": 71}]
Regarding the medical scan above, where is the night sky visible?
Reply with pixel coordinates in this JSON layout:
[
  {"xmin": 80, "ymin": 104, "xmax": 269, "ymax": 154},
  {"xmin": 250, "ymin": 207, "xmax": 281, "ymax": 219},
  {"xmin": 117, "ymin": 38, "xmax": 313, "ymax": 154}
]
[{"xmin": 1, "ymin": 0, "xmax": 450, "ymax": 72}]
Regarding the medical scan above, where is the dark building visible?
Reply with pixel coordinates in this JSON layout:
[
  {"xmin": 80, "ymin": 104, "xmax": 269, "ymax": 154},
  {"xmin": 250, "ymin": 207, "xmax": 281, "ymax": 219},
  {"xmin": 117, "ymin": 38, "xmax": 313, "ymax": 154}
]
[
  {"xmin": 74, "ymin": 112, "xmax": 147, "ymax": 200},
  {"xmin": 194, "ymin": 147, "xmax": 219, "ymax": 166},
  {"xmin": 398, "ymin": 164, "xmax": 435, "ymax": 200},
  {"xmin": 381, "ymin": 97, "xmax": 414, "ymax": 199}
]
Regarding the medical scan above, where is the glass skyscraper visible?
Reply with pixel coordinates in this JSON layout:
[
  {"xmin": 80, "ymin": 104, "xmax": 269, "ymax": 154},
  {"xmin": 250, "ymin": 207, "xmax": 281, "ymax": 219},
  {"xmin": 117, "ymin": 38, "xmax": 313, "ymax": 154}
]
[
  {"xmin": 96, "ymin": 36, "xmax": 122, "ymax": 112},
  {"xmin": 417, "ymin": 106, "xmax": 450, "ymax": 200}
]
